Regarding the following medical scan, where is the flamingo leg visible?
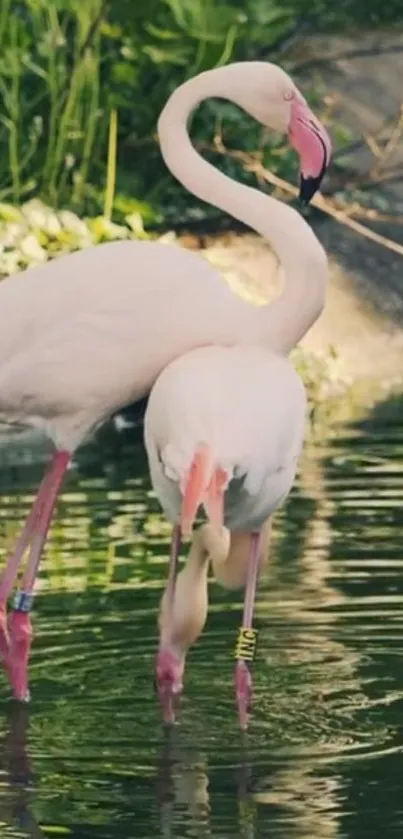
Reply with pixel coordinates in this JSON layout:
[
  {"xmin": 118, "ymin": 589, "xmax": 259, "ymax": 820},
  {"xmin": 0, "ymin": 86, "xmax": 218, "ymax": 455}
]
[
  {"xmin": 5, "ymin": 450, "xmax": 70, "ymax": 701},
  {"xmin": 0, "ymin": 465, "xmax": 57, "ymax": 683},
  {"xmin": 234, "ymin": 531, "xmax": 261, "ymax": 731},
  {"xmin": 156, "ymin": 525, "xmax": 183, "ymax": 724}
]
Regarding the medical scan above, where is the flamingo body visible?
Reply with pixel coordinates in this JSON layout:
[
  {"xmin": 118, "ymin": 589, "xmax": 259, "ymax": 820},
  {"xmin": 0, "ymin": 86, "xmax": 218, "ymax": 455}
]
[
  {"xmin": 0, "ymin": 241, "xmax": 256, "ymax": 449},
  {"xmin": 144, "ymin": 346, "xmax": 307, "ymax": 532}
]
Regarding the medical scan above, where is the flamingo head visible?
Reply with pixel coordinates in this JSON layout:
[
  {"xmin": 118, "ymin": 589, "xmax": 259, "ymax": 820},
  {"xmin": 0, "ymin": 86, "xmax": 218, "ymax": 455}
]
[
  {"xmin": 155, "ymin": 647, "xmax": 184, "ymax": 725},
  {"xmin": 228, "ymin": 63, "xmax": 331, "ymax": 204},
  {"xmin": 287, "ymin": 93, "xmax": 332, "ymax": 204}
]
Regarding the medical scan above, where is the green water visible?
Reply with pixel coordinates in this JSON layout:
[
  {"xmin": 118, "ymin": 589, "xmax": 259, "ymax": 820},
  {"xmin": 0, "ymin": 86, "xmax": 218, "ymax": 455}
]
[{"xmin": 0, "ymin": 394, "xmax": 402, "ymax": 839}]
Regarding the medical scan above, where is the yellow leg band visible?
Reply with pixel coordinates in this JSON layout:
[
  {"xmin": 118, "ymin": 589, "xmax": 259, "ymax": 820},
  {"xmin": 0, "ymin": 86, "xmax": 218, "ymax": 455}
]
[{"xmin": 234, "ymin": 627, "xmax": 258, "ymax": 662}]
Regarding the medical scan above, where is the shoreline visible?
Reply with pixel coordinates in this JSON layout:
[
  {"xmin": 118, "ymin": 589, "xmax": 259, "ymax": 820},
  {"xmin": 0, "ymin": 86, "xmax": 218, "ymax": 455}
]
[{"xmin": 175, "ymin": 229, "xmax": 403, "ymax": 389}]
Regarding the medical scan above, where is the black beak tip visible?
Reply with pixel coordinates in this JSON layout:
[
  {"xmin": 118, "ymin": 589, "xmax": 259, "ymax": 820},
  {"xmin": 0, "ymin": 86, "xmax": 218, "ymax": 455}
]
[{"xmin": 299, "ymin": 175, "xmax": 322, "ymax": 206}]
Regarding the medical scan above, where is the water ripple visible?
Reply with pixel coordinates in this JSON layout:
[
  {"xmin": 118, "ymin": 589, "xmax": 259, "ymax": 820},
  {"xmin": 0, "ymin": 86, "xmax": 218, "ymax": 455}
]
[{"xmin": 0, "ymin": 404, "xmax": 402, "ymax": 836}]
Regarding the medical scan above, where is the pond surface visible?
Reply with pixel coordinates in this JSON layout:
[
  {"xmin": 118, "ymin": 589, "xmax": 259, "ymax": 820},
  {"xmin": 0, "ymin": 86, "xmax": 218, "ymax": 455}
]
[{"xmin": 0, "ymin": 393, "xmax": 402, "ymax": 839}]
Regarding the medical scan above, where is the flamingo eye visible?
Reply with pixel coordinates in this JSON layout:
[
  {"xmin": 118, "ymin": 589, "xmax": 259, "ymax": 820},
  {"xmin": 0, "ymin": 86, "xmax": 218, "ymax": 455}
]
[{"xmin": 284, "ymin": 90, "xmax": 295, "ymax": 102}]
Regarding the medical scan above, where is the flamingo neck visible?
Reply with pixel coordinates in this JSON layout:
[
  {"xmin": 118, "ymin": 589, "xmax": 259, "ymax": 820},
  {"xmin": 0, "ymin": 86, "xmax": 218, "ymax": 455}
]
[
  {"xmin": 190, "ymin": 524, "xmax": 231, "ymax": 583},
  {"xmin": 158, "ymin": 66, "xmax": 327, "ymax": 354},
  {"xmin": 185, "ymin": 530, "xmax": 211, "ymax": 577},
  {"xmin": 210, "ymin": 530, "xmax": 248, "ymax": 589}
]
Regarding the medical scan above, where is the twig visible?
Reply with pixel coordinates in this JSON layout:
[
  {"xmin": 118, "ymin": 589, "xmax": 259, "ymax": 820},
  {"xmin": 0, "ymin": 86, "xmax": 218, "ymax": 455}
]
[
  {"xmin": 329, "ymin": 166, "xmax": 403, "ymax": 192},
  {"xmin": 370, "ymin": 104, "xmax": 403, "ymax": 177},
  {"xmin": 205, "ymin": 138, "xmax": 403, "ymax": 258},
  {"xmin": 255, "ymin": 19, "xmax": 306, "ymax": 60},
  {"xmin": 292, "ymin": 43, "xmax": 403, "ymax": 75},
  {"xmin": 77, "ymin": 0, "xmax": 109, "ymax": 62},
  {"xmin": 61, "ymin": 0, "xmax": 108, "ymax": 109}
]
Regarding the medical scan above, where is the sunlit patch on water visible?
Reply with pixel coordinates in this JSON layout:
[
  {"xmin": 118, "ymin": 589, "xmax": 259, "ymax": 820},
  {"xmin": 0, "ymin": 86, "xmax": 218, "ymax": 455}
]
[{"xmin": 0, "ymin": 395, "xmax": 402, "ymax": 837}]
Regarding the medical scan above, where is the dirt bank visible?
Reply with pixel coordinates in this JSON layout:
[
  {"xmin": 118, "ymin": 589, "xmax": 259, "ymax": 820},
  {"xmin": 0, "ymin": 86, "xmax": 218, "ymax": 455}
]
[{"xmin": 193, "ymin": 231, "xmax": 403, "ymax": 385}]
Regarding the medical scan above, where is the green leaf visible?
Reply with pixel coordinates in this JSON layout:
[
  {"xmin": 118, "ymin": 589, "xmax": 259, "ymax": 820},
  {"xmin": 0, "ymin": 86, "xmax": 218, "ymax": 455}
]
[
  {"xmin": 111, "ymin": 62, "xmax": 139, "ymax": 85},
  {"xmin": 100, "ymin": 21, "xmax": 123, "ymax": 39},
  {"xmin": 144, "ymin": 23, "xmax": 181, "ymax": 40},
  {"xmin": 142, "ymin": 44, "xmax": 189, "ymax": 65}
]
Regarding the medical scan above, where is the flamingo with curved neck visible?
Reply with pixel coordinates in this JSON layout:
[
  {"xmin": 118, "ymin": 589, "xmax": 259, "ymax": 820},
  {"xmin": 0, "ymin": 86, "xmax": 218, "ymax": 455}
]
[
  {"xmin": 146, "ymin": 345, "xmax": 307, "ymax": 728},
  {"xmin": 158, "ymin": 61, "xmax": 331, "ymax": 353},
  {"xmin": 0, "ymin": 61, "xmax": 330, "ymax": 704}
]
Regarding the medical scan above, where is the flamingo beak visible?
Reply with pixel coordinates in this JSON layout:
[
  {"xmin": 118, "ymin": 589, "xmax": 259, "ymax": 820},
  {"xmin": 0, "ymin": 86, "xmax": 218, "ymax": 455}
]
[
  {"xmin": 288, "ymin": 98, "xmax": 332, "ymax": 204},
  {"xmin": 180, "ymin": 444, "xmax": 213, "ymax": 537},
  {"xmin": 180, "ymin": 445, "xmax": 228, "ymax": 537},
  {"xmin": 203, "ymin": 466, "xmax": 228, "ymax": 534}
]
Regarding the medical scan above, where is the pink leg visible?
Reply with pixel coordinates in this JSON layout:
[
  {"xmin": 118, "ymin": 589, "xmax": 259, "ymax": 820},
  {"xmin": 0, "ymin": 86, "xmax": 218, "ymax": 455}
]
[
  {"xmin": 156, "ymin": 525, "xmax": 182, "ymax": 724},
  {"xmin": 0, "ymin": 466, "xmax": 55, "ymax": 682},
  {"xmin": 0, "ymin": 466, "xmax": 55, "ymax": 603},
  {"xmin": 234, "ymin": 531, "xmax": 261, "ymax": 731},
  {"xmin": 7, "ymin": 450, "xmax": 70, "ymax": 701}
]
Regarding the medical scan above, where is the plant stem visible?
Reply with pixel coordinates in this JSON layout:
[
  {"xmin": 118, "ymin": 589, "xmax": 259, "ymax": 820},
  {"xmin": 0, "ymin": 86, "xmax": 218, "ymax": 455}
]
[
  {"xmin": 73, "ymin": 35, "xmax": 101, "ymax": 209},
  {"xmin": 8, "ymin": 18, "xmax": 21, "ymax": 202},
  {"xmin": 104, "ymin": 108, "xmax": 117, "ymax": 220}
]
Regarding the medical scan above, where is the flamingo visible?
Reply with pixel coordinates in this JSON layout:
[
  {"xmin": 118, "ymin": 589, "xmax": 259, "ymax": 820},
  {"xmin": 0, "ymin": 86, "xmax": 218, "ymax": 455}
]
[
  {"xmin": 157, "ymin": 520, "xmax": 271, "ymax": 724},
  {"xmin": 145, "ymin": 346, "xmax": 307, "ymax": 728},
  {"xmin": 0, "ymin": 60, "xmax": 330, "ymax": 702}
]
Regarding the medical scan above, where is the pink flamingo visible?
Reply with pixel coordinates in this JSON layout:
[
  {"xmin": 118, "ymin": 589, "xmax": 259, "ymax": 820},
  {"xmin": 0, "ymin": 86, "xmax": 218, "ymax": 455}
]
[
  {"xmin": 0, "ymin": 61, "xmax": 329, "ymax": 702},
  {"xmin": 156, "ymin": 520, "xmax": 271, "ymax": 725},
  {"xmin": 145, "ymin": 346, "xmax": 308, "ymax": 728}
]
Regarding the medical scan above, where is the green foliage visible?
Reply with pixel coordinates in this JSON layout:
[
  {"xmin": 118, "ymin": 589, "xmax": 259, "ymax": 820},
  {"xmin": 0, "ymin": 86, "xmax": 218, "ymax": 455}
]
[
  {"xmin": 291, "ymin": 345, "xmax": 349, "ymax": 421},
  {"xmin": 0, "ymin": 0, "xmax": 296, "ymax": 220},
  {"xmin": 0, "ymin": 0, "xmax": 402, "ymax": 223},
  {"xmin": 0, "ymin": 198, "xmax": 148, "ymax": 276},
  {"xmin": 279, "ymin": 0, "xmax": 403, "ymax": 28}
]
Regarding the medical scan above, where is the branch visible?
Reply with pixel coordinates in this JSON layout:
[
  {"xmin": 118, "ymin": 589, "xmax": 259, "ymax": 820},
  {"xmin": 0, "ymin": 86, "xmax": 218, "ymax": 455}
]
[
  {"xmin": 325, "ymin": 165, "xmax": 403, "ymax": 194},
  {"xmin": 292, "ymin": 42, "xmax": 403, "ymax": 75},
  {"xmin": 203, "ymin": 138, "xmax": 403, "ymax": 258},
  {"xmin": 77, "ymin": 0, "xmax": 109, "ymax": 62},
  {"xmin": 254, "ymin": 18, "xmax": 307, "ymax": 60}
]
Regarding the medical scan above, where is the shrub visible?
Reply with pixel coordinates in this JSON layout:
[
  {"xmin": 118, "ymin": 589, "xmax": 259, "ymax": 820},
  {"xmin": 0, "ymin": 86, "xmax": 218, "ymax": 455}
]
[{"xmin": 1, "ymin": 0, "xmax": 402, "ymax": 223}]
